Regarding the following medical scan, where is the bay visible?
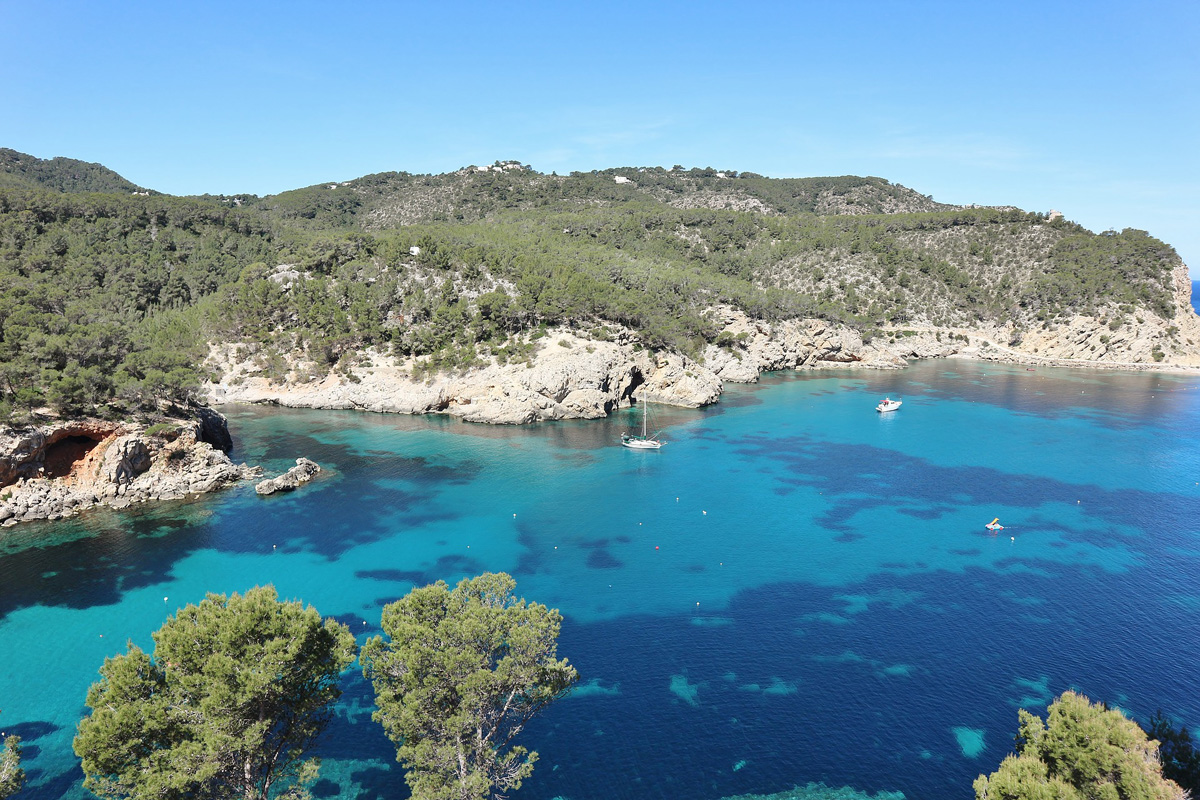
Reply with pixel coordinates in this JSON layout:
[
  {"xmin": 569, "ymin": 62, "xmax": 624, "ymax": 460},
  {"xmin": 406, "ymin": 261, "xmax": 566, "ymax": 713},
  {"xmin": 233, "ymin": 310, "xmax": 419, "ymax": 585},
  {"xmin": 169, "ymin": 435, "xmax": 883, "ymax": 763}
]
[{"xmin": 2, "ymin": 360, "xmax": 1200, "ymax": 800}]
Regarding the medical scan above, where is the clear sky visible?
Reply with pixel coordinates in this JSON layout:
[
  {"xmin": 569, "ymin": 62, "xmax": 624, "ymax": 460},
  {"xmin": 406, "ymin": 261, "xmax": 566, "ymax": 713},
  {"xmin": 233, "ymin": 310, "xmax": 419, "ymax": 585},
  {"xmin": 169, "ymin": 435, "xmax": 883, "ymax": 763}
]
[{"xmin": 3, "ymin": 1, "xmax": 1197, "ymax": 274}]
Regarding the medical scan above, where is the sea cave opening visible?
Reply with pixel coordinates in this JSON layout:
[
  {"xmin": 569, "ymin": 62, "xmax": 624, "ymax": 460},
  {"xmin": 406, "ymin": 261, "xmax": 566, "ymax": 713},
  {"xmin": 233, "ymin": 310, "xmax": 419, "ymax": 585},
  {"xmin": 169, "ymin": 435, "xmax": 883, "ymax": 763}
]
[
  {"xmin": 621, "ymin": 370, "xmax": 646, "ymax": 406},
  {"xmin": 42, "ymin": 434, "xmax": 104, "ymax": 479}
]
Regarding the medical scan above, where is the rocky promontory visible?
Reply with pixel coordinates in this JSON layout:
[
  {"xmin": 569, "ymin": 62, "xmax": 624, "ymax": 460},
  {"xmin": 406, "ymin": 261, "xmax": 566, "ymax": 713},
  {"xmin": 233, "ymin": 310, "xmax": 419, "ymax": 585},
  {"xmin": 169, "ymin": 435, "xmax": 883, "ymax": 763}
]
[{"xmin": 0, "ymin": 411, "xmax": 259, "ymax": 527}]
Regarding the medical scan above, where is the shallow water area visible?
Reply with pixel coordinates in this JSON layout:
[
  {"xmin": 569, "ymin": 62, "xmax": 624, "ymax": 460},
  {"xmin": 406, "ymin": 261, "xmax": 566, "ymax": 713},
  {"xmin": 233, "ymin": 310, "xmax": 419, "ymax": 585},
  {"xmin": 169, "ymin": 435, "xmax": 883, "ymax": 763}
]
[{"xmin": 2, "ymin": 360, "xmax": 1200, "ymax": 800}]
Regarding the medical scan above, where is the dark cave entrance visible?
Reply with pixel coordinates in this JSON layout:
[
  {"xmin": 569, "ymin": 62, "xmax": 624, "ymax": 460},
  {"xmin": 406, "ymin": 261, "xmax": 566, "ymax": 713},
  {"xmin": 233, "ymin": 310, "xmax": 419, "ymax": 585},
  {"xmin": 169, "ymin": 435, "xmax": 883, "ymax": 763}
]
[
  {"xmin": 42, "ymin": 435, "xmax": 103, "ymax": 479},
  {"xmin": 620, "ymin": 369, "xmax": 646, "ymax": 406}
]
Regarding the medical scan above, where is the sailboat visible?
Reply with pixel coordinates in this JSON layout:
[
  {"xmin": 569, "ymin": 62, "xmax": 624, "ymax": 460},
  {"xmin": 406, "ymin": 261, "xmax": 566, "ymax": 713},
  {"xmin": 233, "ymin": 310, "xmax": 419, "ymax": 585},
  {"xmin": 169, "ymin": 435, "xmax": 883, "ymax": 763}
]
[{"xmin": 621, "ymin": 389, "xmax": 665, "ymax": 449}]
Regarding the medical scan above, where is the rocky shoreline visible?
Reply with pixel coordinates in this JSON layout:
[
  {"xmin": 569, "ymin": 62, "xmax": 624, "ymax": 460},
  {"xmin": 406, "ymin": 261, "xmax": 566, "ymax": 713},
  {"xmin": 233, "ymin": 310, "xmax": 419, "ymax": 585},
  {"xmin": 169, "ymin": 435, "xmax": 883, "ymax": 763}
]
[
  {"xmin": 0, "ymin": 410, "xmax": 259, "ymax": 528},
  {"xmin": 202, "ymin": 314, "xmax": 903, "ymax": 424},
  {"xmin": 202, "ymin": 287, "xmax": 1200, "ymax": 425},
  {"xmin": 5, "ymin": 273, "xmax": 1198, "ymax": 528}
]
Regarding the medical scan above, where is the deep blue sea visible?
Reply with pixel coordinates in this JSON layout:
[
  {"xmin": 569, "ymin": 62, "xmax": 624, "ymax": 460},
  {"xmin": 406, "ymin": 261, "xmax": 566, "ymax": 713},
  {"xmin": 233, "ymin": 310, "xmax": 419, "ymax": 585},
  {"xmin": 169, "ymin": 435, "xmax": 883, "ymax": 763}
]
[{"xmin": 3, "ymin": 360, "xmax": 1200, "ymax": 800}]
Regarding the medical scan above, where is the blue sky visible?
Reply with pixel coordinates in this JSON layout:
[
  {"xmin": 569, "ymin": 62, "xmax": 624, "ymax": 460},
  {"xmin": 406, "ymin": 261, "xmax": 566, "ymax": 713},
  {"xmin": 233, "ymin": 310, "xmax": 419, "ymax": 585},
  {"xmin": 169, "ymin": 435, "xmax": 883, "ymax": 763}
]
[{"xmin": 3, "ymin": 1, "xmax": 1198, "ymax": 274}]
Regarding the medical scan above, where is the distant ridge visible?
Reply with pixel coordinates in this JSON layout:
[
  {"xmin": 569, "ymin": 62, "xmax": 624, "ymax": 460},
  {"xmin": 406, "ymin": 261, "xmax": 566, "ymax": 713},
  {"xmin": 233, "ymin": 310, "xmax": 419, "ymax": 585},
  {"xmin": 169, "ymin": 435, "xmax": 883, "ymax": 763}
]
[
  {"xmin": 255, "ymin": 164, "xmax": 950, "ymax": 231},
  {"xmin": 0, "ymin": 147, "xmax": 149, "ymax": 194}
]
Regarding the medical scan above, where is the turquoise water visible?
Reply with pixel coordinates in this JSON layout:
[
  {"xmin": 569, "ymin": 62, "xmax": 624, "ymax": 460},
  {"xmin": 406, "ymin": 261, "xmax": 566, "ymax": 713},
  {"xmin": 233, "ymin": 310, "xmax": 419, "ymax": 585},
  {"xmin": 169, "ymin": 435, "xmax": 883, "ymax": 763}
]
[{"xmin": 2, "ymin": 360, "xmax": 1200, "ymax": 799}]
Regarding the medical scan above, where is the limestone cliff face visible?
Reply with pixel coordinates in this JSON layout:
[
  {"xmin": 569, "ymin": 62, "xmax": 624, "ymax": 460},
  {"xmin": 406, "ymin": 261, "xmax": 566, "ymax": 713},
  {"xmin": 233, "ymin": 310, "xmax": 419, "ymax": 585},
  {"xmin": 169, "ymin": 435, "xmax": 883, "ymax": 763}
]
[
  {"xmin": 701, "ymin": 309, "xmax": 904, "ymax": 380},
  {"xmin": 0, "ymin": 411, "xmax": 258, "ymax": 527},
  {"xmin": 892, "ymin": 264, "xmax": 1200, "ymax": 368},
  {"xmin": 205, "ymin": 331, "xmax": 723, "ymax": 425},
  {"xmin": 204, "ymin": 270, "xmax": 1200, "ymax": 425},
  {"xmin": 1001, "ymin": 264, "xmax": 1200, "ymax": 366}
]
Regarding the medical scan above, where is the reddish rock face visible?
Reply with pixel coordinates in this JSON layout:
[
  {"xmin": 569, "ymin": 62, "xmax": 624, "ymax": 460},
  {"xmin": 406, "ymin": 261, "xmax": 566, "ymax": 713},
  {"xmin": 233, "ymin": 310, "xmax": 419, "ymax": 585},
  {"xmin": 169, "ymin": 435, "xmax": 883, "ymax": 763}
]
[
  {"xmin": 0, "ymin": 421, "xmax": 125, "ymax": 488},
  {"xmin": 1, "ymin": 411, "xmax": 255, "ymax": 527}
]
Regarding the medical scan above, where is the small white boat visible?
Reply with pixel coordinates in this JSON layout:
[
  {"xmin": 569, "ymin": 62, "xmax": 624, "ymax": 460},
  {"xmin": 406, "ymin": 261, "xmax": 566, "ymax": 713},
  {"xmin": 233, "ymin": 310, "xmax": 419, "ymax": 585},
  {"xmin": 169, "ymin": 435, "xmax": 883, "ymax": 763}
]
[
  {"xmin": 621, "ymin": 389, "xmax": 665, "ymax": 449},
  {"xmin": 621, "ymin": 433, "xmax": 663, "ymax": 450},
  {"xmin": 876, "ymin": 397, "xmax": 902, "ymax": 413}
]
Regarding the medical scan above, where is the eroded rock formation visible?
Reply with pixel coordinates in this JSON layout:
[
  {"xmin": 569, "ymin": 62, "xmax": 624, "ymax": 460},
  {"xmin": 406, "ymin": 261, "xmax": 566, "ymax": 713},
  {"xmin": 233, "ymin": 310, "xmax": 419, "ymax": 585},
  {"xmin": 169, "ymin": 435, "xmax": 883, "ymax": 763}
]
[{"xmin": 0, "ymin": 411, "xmax": 259, "ymax": 527}]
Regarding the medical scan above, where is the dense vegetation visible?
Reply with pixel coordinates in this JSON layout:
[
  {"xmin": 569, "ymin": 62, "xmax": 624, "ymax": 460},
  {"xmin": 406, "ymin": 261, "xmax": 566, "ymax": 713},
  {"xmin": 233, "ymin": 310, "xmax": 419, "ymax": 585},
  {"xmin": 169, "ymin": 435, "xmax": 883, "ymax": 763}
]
[
  {"xmin": 0, "ymin": 187, "xmax": 287, "ymax": 419},
  {"xmin": 70, "ymin": 575, "xmax": 573, "ymax": 800},
  {"xmin": 0, "ymin": 151, "xmax": 1186, "ymax": 422},
  {"xmin": 360, "ymin": 573, "xmax": 578, "ymax": 800},
  {"xmin": 974, "ymin": 692, "xmax": 1185, "ymax": 800},
  {"xmin": 73, "ymin": 586, "xmax": 357, "ymax": 800},
  {"xmin": 0, "ymin": 148, "xmax": 146, "ymax": 194}
]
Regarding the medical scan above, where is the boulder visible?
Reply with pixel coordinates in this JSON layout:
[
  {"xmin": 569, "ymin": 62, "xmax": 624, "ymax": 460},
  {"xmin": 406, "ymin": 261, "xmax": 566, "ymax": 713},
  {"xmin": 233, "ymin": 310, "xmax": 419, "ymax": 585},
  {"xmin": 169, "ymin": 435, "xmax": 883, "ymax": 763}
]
[
  {"xmin": 100, "ymin": 435, "xmax": 153, "ymax": 490},
  {"xmin": 0, "ymin": 427, "xmax": 47, "ymax": 486},
  {"xmin": 255, "ymin": 458, "xmax": 321, "ymax": 496}
]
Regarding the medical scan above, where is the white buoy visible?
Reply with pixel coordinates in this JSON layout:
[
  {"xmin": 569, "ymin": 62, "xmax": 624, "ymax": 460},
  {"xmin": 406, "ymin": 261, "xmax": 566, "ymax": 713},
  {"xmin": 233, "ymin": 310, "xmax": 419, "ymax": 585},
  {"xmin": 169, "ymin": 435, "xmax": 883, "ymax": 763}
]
[
  {"xmin": 163, "ymin": 597, "xmax": 168, "ymax": 603},
  {"xmin": 702, "ymin": 510, "xmax": 707, "ymax": 515}
]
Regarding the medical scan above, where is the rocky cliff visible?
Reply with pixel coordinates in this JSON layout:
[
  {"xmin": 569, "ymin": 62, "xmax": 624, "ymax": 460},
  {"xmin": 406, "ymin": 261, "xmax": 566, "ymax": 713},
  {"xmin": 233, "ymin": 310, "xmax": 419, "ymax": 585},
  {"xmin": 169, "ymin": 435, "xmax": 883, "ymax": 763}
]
[
  {"xmin": 0, "ymin": 412, "xmax": 259, "ymax": 527},
  {"xmin": 204, "ymin": 320, "xmax": 910, "ymax": 423},
  {"xmin": 866, "ymin": 264, "xmax": 1200, "ymax": 368},
  {"xmin": 203, "ymin": 269, "xmax": 1200, "ymax": 425},
  {"xmin": 206, "ymin": 331, "xmax": 723, "ymax": 424}
]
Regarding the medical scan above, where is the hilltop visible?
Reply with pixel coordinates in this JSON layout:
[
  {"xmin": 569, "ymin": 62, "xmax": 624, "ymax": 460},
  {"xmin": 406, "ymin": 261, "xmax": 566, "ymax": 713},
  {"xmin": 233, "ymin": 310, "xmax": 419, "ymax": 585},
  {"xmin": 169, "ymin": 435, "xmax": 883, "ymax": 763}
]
[
  {"xmin": 0, "ymin": 147, "xmax": 149, "ymax": 194},
  {"xmin": 251, "ymin": 163, "xmax": 948, "ymax": 230}
]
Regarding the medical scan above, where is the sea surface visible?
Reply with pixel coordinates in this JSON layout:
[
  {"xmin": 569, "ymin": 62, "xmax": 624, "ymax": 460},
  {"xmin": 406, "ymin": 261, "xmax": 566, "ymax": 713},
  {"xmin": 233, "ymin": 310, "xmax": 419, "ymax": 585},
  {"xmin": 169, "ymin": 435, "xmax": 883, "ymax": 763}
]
[{"xmin": 3, "ymin": 360, "xmax": 1200, "ymax": 800}]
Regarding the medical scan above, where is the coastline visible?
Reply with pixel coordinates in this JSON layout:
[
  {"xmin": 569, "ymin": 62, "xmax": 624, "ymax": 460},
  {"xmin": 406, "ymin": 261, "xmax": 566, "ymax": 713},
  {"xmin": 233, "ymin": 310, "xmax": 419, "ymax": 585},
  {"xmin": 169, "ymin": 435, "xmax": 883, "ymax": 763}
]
[
  {"xmin": 0, "ymin": 411, "xmax": 260, "ymax": 528},
  {"xmin": 5, "ymin": 298, "xmax": 1200, "ymax": 529},
  {"xmin": 202, "ymin": 301, "xmax": 1200, "ymax": 426}
]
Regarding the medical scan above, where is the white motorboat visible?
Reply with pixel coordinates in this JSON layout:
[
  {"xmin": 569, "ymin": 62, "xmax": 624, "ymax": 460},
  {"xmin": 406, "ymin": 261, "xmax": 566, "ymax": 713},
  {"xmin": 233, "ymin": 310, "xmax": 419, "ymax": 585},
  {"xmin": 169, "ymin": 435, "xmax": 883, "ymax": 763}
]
[{"xmin": 876, "ymin": 397, "xmax": 902, "ymax": 413}]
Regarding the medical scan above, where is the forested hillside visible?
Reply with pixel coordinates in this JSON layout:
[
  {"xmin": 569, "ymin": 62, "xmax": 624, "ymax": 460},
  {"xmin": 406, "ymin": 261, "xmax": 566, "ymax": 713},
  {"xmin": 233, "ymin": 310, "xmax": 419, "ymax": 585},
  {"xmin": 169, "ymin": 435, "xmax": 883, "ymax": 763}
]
[
  {"xmin": 0, "ymin": 187, "xmax": 285, "ymax": 418},
  {"xmin": 0, "ymin": 151, "xmax": 1189, "ymax": 421},
  {"xmin": 0, "ymin": 148, "xmax": 148, "ymax": 194}
]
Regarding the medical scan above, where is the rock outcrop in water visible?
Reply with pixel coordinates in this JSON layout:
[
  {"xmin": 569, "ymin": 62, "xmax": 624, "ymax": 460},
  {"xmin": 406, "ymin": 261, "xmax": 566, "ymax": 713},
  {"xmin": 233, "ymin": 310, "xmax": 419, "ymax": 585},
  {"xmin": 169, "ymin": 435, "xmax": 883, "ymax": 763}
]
[
  {"xmin": 0, "ymin": 410, "xmax": 259, "ymax": 527},
  {"xmin": 255, "ymin": 458, "xmax": 321, "ymax": 495}
]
